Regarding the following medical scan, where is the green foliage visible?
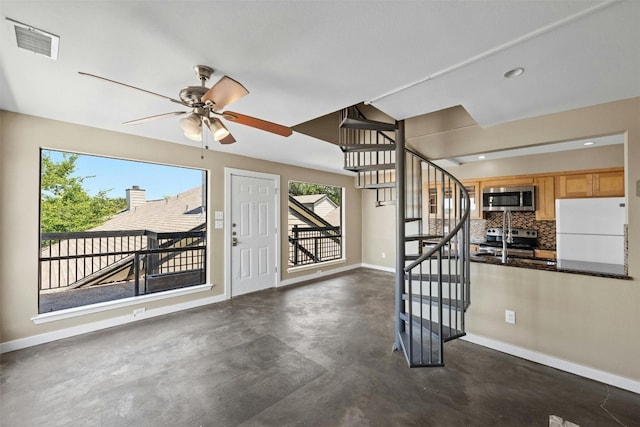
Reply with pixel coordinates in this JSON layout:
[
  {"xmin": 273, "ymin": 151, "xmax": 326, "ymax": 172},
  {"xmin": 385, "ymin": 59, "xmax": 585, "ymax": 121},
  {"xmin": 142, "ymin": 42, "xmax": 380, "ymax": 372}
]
[
  {"xmin": 288, "ymin": 181, "xmax": 342, "ymax": 206},
  {"xmin": 40, "ymin": 152, "xmax": 126, "ymax": 233}
]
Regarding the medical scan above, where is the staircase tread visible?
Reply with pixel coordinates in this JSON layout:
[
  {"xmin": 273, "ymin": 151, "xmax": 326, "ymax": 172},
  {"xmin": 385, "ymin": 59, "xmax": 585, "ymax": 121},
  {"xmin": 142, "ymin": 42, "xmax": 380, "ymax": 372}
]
[
  {"xmin": 345, "ymin": 163, "xmax": 395, "ymax": 172},
  {"xmin": 376, "ymin": 200, "xmax": 397, "ymax": 207},
  {"xmin": 405, "ymin": 253, "xmax": 458, "ymax": 261},
  {"xmin": 341, "ymin": 144, "xmax": 396, "ymax": 152},
  {"xmin": 401, "ymin": 294, "xmax": 466, "ymax": 310},
  {"xmin": 405, "ymin": 217, "xmax": 422, "ymax": 223},
  {"xmin": 404, "ymin": 234, "xmax": 442, "ymax": 241},
  {"xmin": 399, "ymin": 313, "xmax": 465, "ymax": 342},
  {"xmin": 404, "ymin": 272, "xmax": 462, "ymax": 283},
  {"xmin": 340, "ymin": 116, "xmax": 397, "ymax": 131},
  {"xmin": 359, "ymin": 182, "xmax": 395, "ymax": 189}
]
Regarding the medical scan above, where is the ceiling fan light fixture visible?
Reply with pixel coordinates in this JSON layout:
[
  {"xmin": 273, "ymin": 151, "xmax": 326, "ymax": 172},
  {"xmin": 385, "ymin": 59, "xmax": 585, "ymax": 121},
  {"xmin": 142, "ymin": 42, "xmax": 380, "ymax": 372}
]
[
  {"xmin": 179, "ymin": 113, "xmax": 201, "ymax": 134},
  {"xmin": 184, "ymin": 129, "xmax": 202, "ymax": 141},
  {"xmin": 207, "ymin": 118, "xmax": 230, "ymax": 141}
]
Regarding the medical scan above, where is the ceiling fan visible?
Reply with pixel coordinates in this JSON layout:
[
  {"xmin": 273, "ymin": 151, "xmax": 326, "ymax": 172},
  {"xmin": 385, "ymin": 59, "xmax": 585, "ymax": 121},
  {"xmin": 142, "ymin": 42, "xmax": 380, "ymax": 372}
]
[{"xmin": 78, "ymin": 65, "xmax": 292, "ymax": 144}]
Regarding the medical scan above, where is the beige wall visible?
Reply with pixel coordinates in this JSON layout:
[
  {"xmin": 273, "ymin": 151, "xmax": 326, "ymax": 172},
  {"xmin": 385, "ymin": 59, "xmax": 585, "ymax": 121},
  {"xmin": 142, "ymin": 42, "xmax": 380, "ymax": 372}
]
[
  {"xmin": 0, "ymin": 111, "xmax": 361, "ymax": 343},
  {"xmin": 362, "ymin": 97, "xmax": 640, "ymax": 382}
]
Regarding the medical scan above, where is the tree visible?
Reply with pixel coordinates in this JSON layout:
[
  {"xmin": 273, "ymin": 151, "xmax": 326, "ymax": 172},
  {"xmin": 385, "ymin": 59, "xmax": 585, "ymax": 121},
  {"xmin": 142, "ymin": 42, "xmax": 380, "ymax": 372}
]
[
  {"xmin": 40, "ymin": 152, "xmax": 126, "ymax": 233},
  {"xmin": 288, "ymin": 181, "xmax": 341, "ymax": 206}
]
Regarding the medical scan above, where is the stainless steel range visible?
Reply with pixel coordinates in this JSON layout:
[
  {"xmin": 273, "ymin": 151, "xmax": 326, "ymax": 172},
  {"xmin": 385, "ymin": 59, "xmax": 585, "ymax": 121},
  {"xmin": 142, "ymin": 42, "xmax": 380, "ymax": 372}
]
[{"xmin": 478, "ymin": 228, "xmax": 538, "ymax": 258}]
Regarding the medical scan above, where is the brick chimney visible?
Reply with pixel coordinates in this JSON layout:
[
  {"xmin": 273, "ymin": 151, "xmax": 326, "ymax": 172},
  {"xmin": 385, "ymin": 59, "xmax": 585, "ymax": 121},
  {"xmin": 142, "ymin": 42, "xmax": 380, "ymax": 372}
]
[{"xmin": 126, "ymin": 185, "xmax": 146, "ymax": 210}]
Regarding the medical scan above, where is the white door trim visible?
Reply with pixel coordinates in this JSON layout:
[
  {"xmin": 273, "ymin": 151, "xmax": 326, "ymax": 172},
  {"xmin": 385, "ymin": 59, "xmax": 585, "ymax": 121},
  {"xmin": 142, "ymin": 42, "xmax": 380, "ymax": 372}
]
[{"xmin": 224, "ymin": 168, "xmax": 280, "ymax": 298}]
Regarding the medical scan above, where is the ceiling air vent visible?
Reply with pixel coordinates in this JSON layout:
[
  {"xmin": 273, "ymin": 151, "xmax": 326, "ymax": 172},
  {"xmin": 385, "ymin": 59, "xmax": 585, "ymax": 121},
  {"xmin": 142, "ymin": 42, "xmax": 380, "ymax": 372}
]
[{"xmin": 6, "ymin": 18, "xmax": 59, "ymax": 60}]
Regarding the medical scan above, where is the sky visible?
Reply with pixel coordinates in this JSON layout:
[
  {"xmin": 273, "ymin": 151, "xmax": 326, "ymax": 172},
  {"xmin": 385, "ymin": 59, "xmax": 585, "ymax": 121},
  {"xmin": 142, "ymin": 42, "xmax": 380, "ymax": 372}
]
[{"xmin": 43, "ymin": 149, "xmax": 204, "ymax": 201}]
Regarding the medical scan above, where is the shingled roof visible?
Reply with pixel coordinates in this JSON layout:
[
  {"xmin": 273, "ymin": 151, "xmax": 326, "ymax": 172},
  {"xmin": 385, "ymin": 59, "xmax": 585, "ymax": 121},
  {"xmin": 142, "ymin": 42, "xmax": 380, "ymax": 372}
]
[{"xmin": 92, "ymin": 186, "xmax": 205, "ymax": 233}]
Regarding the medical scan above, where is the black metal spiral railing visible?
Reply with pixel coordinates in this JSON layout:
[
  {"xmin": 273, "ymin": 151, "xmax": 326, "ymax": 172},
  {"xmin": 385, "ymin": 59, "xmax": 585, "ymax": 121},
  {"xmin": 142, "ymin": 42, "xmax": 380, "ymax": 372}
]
[{"xmin": 339, "ymin": 105, "xmax": 471, "ymax": 367}]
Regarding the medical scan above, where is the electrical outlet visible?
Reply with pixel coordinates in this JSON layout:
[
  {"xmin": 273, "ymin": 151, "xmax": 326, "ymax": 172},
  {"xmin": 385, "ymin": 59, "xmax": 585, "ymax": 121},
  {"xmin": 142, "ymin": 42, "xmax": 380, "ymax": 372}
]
[
  {"xmin": 381, "ymin": 252, "xmax": 386, "ymax": 259},
  {"xmin": 505, "ymin": 309, "xmax": 516, "ymax": 324},
  {"xmin": 133, "ymin": 307, "xmax": 146, "ymax": 317}
]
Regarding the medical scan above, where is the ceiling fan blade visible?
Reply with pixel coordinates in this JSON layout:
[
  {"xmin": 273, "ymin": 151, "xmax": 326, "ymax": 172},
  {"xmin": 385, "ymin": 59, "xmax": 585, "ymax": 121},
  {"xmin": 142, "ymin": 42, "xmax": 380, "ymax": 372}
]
[
  {"xmin": 79, "ymin": 72, "xmax": 187, "ymax": 106},
  {"xmin": 201, "ymin": 76, "xmax": 249, "ymax": 110},
  {"xmin": 220, "ymin": 111, "xmax": 292, "ymax": 137},
  {"xmin": 123, "ymin": 111, "xmax": 187, "ymax": 125},
  {"xmin": 218, "ymin": 133, "xmax": 236, "ymax": 144}
]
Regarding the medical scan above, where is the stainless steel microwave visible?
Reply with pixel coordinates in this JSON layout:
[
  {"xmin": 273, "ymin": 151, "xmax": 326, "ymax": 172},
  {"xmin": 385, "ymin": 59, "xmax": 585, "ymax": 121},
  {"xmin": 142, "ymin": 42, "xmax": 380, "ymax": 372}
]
[{"xmin": 482, "ymin": 186, "xmax": 536, "ymax": 212}]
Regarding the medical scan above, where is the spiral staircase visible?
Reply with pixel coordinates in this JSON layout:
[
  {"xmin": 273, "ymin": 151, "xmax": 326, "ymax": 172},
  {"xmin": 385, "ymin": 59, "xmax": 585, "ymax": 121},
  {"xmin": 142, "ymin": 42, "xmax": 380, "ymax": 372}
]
[{"xmin": 340, "ymin": 106, "xmax": 471, "ymax": 367}]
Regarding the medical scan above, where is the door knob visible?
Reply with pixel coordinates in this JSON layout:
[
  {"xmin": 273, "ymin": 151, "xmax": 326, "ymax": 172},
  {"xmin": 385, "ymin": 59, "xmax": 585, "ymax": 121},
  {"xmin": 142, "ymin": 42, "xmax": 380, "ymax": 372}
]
[{"xmin": 232, "ymin": 237, "xmax": 238, "ymax": 246}]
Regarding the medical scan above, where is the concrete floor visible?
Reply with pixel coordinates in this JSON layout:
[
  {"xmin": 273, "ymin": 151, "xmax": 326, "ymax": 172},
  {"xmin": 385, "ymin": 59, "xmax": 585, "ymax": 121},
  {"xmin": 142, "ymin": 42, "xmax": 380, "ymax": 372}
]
[{"xmin": 2, "ymin": 268, "xmax": 639, "ymax": 426}]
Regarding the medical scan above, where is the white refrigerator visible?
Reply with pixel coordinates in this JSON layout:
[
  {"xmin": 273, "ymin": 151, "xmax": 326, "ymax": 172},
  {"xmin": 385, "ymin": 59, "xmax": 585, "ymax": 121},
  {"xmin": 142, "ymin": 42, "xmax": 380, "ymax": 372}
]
[{"xmin": 555, "ymin": 197, "xmax": 625, "ymax": 274}]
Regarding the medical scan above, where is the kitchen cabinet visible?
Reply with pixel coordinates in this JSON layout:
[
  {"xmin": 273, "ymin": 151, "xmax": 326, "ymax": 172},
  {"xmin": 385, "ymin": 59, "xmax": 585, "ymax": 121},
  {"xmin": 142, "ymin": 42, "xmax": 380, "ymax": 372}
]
[
  {"xmin": 534, "ymin": 176, "xmax": 555, "ymax": 220},
  {"xmin": 555, "ymin": 173, "xmax": 593, "ymax": 198},
  {"xmin": 534, "ymin": 249, "xmax": 556, "ymax": 259},
  {"xmin": 593, "ymin": 170, "xmax": 624, "ymax": 196},
  {"xmin": 461, "ymin": 180, "xmax": 482, "ymax": 219},
  {"xmin": 424, "ymin": 183, "xmax": 453, "ymax": 218},
  {"xmin": 556, "ymin": 169, "xmax": 624, "ymax": 198}
]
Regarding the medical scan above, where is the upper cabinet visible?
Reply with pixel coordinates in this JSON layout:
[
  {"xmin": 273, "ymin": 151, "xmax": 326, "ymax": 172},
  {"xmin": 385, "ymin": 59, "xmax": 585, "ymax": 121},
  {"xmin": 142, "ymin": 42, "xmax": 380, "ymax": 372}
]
[
  {"xmin": 424, "ymin": 183, "xmax": 457, "ymax": 218},
  {"xmin": 460, "ymin": 180, "xmax": 482, "ymax": 219},
  {"xmin": 534, "ymin": 176, "xmax": 555, "ymax": 220},
  {"xmin": 555, "ymin": 173, "xmax": 593, "ymax": 198},
  {"xmin": 424, "ymin": 181, "xmax": 480, "ymax": 219},
  {"xmin": 555, "ymin": 169, "xmax": 624, "ymax": 199},
  {"xmin": 592, "ymin": 170, "xmax": 625, "ymax": 197},
  {"xmin": 459, "ymin": 168, "xmax": 623, "ymax": 221}
]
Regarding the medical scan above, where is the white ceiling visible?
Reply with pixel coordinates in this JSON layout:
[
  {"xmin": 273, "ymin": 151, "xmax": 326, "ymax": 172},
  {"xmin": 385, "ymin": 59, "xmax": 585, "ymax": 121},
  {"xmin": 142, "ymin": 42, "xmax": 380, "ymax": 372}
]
[{"xmin": 1, "ymin": 1, "xmax": 639, "ymax": 174}]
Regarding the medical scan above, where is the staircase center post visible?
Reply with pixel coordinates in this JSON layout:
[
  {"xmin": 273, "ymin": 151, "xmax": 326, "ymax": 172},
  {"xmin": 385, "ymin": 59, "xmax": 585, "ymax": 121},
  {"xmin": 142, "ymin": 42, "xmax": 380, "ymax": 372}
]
[{"xmin": 394, "ymin": 120, "xmax": 405, "ymax": 350}]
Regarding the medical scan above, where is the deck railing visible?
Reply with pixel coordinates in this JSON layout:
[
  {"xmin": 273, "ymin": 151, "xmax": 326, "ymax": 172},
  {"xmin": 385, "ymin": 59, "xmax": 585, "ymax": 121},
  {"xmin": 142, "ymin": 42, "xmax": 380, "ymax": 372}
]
[
  {"xmin": 39, "ymin": 229, "xmax": 206, "ymax": 291},
  {"xmin": 288, "ymin": 225, "xmax": 342, "ymax": 266}
]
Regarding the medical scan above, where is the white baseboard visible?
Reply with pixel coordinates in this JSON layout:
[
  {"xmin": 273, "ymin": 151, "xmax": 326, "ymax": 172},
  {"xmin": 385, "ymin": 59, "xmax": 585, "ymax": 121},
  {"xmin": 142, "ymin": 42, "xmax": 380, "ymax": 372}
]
[
  {"xmin": 1, "ymin": 293, "xmax": 227, "ymax": 354},
  {"xmin": 279, "ymin": 263, "xmax": 361, "ymax": 288},
  {"xmin": 9, "ymin": 268, "xmax": 636, "ymax": 396},
  {"xmin": 462, "ymin": 333, "xmax": 640, "ymax": 395},
  {"xmin": 360, "ymin": 263, "xmax": 395, "ymax": 273}
]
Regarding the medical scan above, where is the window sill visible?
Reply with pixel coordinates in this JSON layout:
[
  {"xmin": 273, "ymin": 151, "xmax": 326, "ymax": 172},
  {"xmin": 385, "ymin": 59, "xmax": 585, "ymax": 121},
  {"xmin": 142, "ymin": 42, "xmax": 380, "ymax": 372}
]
[
  {"xmin": 287, "ymin": 258, "xmax": 346, "ymax": 274},
  {"xmin": 32, "ymin": 284, "xmax": 214, "ymax": 324}
]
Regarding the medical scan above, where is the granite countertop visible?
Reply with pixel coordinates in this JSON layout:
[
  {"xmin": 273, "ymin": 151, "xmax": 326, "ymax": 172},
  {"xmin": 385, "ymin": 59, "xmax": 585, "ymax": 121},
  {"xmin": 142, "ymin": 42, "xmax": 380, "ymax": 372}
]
[{"xmin": 470, "ymin": 253, "xmax": 631, "ymax": 280}]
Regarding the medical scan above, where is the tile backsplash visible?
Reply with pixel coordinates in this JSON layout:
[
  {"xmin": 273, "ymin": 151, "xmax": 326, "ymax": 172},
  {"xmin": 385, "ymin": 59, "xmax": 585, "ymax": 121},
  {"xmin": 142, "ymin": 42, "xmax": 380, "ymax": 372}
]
[{"xmin": 472, "ymin": 211, "xmax": 557, "ymax": 249}]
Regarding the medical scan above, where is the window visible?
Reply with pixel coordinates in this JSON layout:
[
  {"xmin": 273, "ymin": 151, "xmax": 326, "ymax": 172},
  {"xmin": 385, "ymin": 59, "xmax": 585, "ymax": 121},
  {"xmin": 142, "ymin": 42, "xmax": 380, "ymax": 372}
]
[
  {"xmin": 288, "ymin": 181, "xmax": 343, "ymax": 267},
  {"xmin": 38, "ymin": 150, "xmax": 207, "ymax": 313}
]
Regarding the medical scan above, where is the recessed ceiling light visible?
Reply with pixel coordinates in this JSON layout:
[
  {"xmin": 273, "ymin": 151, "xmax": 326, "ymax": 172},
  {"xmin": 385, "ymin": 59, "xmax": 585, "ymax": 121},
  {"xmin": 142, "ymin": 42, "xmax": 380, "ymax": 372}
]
[
  {"xmin": 478, "ymin": 155, "xmax": 486, "ymax": 160},
  {"xmin": 583, "ymin": 141, "xmax": 595, "ymax": 146},
  {"xmin": 504, "ymin": 67, "xmax": 525, "ymax": 78}
]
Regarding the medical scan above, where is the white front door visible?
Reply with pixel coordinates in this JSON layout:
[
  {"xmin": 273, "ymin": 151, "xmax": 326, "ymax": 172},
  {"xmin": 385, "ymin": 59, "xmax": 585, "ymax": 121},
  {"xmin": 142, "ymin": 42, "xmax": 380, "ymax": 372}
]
[{"xmin": 230, "ymin": 173, "xmax": 278, "ymax": 296}]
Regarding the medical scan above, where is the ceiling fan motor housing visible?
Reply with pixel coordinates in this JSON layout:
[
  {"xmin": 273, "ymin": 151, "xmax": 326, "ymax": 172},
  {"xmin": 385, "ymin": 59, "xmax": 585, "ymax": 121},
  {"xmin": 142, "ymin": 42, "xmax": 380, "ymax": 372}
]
[
  {"xmin": 179, "ymin": 86, "xmax": 208, "ymax": 106},
  {"xmin": 193, "ymin": 65, "xmax": 214, "ymax": 82}
]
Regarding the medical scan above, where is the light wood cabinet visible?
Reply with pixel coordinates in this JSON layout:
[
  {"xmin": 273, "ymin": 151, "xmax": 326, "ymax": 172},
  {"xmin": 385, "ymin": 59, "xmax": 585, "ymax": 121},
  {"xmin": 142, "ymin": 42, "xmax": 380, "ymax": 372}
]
[
  {"xmin": 556, "ymin": 169, "xmax": 624, "ymax": 199},
  {"xmin": 593, "ymin": 170, "xmax": 624, "ymax": 196},
  {"xmin": 461, "ymin": 180, "xmax": 482, "ymax": 219},
  {"xmin": 534, "ymin": 249, "xmax": 556, "ymax": 259},
  {"xmin": 424, "ymin": 181, "xmax": 479, "ymax": 219},
  {"xmin": 555, "ymin": 173, "xmax": 593, "ymax": 198},
  {"xmin": 424, "ymin": 183, "xmax": 448, "ymax": 218},
  {"xmin": 534, "ymin": 176, "xmax": 555, "ymax": 220}
]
